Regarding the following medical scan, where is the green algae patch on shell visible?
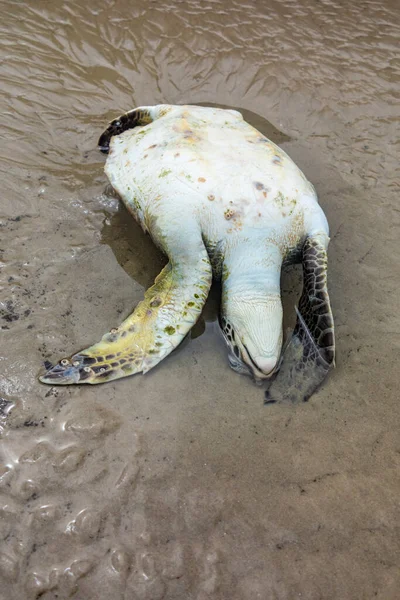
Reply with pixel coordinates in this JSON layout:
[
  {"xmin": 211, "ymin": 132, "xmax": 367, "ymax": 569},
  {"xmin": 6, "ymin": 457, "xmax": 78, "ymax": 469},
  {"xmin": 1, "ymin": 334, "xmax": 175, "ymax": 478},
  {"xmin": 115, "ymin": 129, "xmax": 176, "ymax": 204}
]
[
  {"xmin": 222, "ymin": 265, "xmax": 231, "ymax": 283},
  {"xmin": 134, "ymin": 127, "xmax": 151, "ymax": 138},
  {"xmin": 275, "ymin": 191, "xmax": 286, "ymax": 207},
  {"xmin": 159, "ymin": 169, "xmax": 172, "ymax": 178}
]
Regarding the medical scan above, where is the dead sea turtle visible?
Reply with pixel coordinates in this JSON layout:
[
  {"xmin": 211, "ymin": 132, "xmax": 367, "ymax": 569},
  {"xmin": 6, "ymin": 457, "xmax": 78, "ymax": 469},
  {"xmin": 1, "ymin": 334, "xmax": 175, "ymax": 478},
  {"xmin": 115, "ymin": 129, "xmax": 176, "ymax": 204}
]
[{"xmin": 40, "ymin": 104, "xmax": 335, "ymax": 403}]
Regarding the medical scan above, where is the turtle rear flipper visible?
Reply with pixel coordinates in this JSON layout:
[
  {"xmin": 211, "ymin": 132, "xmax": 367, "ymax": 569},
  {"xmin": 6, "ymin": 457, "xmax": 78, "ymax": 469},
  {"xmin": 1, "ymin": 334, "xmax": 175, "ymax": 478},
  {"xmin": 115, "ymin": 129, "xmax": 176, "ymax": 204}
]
[
  {"xmin": 98, "ymin": 105, "xmax": 171, "ymax": 153},
  {"xmin": 265, "ymin": 233, "xmax": 335, "ymax": 404}
]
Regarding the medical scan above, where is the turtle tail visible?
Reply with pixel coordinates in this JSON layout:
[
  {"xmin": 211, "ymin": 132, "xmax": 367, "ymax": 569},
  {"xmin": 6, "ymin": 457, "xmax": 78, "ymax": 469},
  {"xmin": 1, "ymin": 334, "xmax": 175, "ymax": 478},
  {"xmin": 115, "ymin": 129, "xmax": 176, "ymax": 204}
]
[{"xmin": 98, "ymin": 105, "xmax": 171, "ymax": 153}]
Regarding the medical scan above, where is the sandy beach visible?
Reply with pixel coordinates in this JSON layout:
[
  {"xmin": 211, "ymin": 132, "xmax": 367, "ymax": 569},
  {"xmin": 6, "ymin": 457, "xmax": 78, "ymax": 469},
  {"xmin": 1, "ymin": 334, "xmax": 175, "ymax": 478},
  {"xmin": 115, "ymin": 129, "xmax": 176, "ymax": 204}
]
[{"xmin": 0, "ymin": 0, "xmax": 399, "ymax": 598}]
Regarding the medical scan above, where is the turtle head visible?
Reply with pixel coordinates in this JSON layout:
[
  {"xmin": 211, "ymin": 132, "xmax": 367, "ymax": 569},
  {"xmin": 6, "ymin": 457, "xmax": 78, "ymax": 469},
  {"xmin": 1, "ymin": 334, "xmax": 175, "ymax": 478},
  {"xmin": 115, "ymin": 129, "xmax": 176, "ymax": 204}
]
[
  {"xmin": 220, "ymin": 241, "xmax": 284, "ymax": 381},
  {"xmin": 220, "ymin": 294, "xmax": 283, "ymax": 381}
]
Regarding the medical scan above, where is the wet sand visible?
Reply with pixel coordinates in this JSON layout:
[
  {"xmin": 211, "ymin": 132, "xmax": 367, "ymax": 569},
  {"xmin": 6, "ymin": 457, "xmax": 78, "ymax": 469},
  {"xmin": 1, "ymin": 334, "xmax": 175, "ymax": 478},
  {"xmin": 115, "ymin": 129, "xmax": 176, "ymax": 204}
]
[{"xmin": 1, "ymin": 0, "xmax": 400, "ymax": 598}]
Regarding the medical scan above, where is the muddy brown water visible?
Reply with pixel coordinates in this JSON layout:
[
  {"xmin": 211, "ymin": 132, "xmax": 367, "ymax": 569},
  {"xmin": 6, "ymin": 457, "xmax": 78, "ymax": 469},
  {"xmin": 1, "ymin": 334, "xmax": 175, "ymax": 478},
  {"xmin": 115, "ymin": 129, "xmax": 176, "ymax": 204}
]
[{"xmin": 1, "ymin": 1, "xmax": 400, "ymax": 598}]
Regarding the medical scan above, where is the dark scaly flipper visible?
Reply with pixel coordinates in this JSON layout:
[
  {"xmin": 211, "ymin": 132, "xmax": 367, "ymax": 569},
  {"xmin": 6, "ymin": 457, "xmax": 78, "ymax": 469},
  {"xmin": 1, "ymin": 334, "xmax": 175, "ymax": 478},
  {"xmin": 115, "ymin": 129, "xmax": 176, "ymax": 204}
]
[
  {"xmin": 98, "ymin": 106, "xmax": 156, "ymax": 153},
  {"xmin": 265, "ymin": 234, "xmax": 335, "ymax": 404}
]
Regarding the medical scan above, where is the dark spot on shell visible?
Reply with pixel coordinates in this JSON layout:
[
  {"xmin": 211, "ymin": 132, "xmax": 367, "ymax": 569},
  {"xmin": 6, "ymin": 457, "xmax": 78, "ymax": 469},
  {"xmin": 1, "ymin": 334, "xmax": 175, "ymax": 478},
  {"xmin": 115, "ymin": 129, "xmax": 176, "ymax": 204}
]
[
  {"xmin": 254, "ymin": 182, "xmax": 264, "ymax": 190},
  {"xmin": 164, "ymin": 326, "xmax": 176, "ymax": 335},
  {"xmin": 106, "ymin": 354, "xmax": 115, "ymax": 360},
  {"xmin": 121, "ymin": 331, "xmax": 127, "ymax": 337},
  {"xmin": 150, "ymin": 298, "xmax": 162, "ymax": 308},
  {"xmin": 187, "ymin": 301, "xmax": 195, "ymax": 307},
  {"xmin": 208, "ymin": 194, "xmax": 215, "ymax": 201}
]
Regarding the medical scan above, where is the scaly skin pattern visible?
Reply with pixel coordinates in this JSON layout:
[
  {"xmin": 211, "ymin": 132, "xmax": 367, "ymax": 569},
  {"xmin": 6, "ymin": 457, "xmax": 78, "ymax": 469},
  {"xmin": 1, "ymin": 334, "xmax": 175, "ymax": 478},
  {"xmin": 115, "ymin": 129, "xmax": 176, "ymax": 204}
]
[
  {"xmin": 40, "ymin": 105, "xmax": 334, "ymax": 400},
  {"xmin": 40, "ymin": 259, "xmax": 211, "ymax": 385},
  {"xmin": 265, "ymin": 233, "xmax": 335, "ymax": 403}
]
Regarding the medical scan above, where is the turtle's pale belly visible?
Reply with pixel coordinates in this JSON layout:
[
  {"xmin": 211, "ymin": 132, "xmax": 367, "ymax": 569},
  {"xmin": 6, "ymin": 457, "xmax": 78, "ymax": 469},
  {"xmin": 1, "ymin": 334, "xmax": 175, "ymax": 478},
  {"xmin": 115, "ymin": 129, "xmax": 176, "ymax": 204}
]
[
  {"xmin": 105, "ymin": 105, "xmax": 320, "ymax": 258},
  {"xmin": 40, "ymin": 104, "xmax": 334, "ymax": 401}
]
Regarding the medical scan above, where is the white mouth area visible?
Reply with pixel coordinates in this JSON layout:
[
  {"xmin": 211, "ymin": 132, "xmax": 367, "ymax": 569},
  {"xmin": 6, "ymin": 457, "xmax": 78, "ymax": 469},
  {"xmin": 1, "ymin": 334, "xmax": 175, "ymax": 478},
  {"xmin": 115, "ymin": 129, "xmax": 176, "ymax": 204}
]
[
  {"xmin": 239, "ymin": 340, "xmax": 279, "ymax": 380},
  {"xmin": 225, "ymin": 336, "xmax": 279, "ymax": 381}
]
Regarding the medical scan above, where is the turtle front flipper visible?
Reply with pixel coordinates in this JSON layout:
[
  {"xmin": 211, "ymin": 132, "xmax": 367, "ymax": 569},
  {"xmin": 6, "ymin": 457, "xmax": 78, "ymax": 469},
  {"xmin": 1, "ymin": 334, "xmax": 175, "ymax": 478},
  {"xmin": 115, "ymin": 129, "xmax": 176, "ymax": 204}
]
[
  {"xmin": 265, "ymin": 233, "xmax": 335, "ymax": 404},
  {"xmin": 40, "ymin": 240, "xmax": 212, "ymax": 385},
  {"xmin": 98, "ymin": 105, "xmax": 171, "ymax": 153}
]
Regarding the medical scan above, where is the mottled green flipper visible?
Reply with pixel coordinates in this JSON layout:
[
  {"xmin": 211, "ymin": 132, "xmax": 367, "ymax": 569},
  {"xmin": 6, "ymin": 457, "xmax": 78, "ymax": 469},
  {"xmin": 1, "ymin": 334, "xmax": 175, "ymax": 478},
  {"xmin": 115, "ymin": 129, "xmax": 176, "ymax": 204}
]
[
  {"xmin": 40, "ymin": 225, "xmax": 212, "ymax": 385},
  {"xmin": 265, "ymin": 234, "xmax": 335, "ymax": 403}
]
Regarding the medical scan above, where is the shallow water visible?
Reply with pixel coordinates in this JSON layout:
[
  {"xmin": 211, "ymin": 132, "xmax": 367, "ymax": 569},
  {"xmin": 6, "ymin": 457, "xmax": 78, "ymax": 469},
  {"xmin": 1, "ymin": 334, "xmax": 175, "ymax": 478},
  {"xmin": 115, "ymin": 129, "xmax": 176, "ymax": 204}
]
[{"xmin": 1, "ymin": 0, "xmax": 400, "ymax": 598}]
